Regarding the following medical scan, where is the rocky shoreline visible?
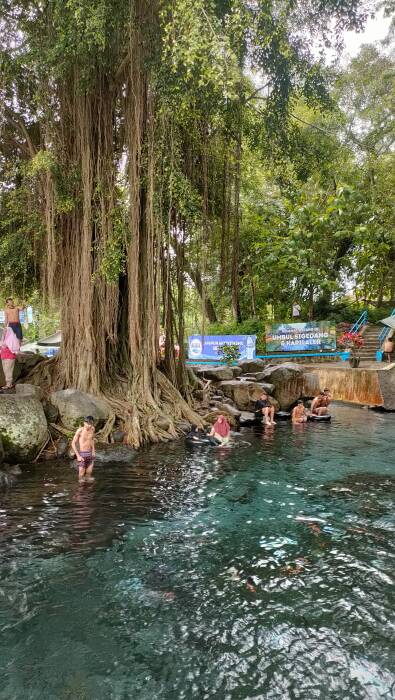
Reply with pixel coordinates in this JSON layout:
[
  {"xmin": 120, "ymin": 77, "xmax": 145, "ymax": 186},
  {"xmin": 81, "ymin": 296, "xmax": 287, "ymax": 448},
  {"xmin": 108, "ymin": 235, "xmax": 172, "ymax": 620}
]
[
  {"xmin": 0, "ymin": 354, "xmax": 320, "ymax": 488},
  {"xmin": 190, "ymin": 359, "xmax": 319, "ymax": 426}
]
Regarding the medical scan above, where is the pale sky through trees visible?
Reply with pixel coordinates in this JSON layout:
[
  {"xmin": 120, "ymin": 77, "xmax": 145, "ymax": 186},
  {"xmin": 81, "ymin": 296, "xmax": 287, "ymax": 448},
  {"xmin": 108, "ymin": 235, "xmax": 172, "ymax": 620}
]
[{"xmin": 336, "ymin": 7, "xmax": 392, "ymax": 61}]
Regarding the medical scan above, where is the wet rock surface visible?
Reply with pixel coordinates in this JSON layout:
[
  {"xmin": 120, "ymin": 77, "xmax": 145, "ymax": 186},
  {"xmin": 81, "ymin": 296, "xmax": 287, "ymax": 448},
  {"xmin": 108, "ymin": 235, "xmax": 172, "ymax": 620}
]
[
  {"xmin": 94, "ymin": 445, "xmax": 137, "ymax": 465},
  {"xmin": 0, "ymin": 394, "xmax": 48, "ymax": 462},
  {"xmin": 219, "ymin": 380, "xmax": 280, "ymax": 411},
  {"xmin": 259, "ymin": 363, "xmax": 304, "ymax": 410},
  {"xmin": 49, "ymin": 389, "xmax": 111, "ymax": 430}
]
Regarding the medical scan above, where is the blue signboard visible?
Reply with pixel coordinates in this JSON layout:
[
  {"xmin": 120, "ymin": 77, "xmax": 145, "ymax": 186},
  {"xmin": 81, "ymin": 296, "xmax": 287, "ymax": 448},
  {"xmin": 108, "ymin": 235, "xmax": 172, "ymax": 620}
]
[{"xmin": 188, "ymin": 335, "xmax": 256, "ymax": 361}]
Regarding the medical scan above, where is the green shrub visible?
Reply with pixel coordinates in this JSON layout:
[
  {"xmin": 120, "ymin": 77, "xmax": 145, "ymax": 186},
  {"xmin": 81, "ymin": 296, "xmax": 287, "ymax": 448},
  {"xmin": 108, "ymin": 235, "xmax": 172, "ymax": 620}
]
[{"xmin": 217, "ymin": 343, "xmax": 241, "ymax": 365}]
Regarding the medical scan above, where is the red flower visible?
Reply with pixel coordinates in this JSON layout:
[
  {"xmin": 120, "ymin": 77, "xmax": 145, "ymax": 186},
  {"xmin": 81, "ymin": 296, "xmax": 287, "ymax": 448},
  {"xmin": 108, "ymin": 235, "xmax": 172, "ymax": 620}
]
[{"xmin": 338, "ymin": 331, "xmax": 364, "ymax": 349}]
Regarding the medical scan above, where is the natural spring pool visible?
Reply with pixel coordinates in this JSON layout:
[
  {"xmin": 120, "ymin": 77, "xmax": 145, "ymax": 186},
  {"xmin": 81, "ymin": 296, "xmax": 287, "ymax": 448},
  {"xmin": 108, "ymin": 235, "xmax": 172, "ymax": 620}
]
[{"xmin": 0, "ymin": 404, "xmax": 394, "ymax": 699}]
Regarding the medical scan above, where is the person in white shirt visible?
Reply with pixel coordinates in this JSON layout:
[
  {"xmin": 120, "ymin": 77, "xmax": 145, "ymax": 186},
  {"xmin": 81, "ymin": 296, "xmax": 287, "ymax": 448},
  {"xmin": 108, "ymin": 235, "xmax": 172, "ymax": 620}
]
[{"xmin": 292, "ymin": 303, "xmax": 301, "ymax": 318}]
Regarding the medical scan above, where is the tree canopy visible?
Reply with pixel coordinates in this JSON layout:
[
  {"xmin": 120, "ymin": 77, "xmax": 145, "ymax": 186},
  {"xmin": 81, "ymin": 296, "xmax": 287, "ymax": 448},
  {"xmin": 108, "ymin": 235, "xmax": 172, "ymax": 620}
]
[{"xmin": 0, "ymin": 0, "xmax": 394, "ymax": 443}]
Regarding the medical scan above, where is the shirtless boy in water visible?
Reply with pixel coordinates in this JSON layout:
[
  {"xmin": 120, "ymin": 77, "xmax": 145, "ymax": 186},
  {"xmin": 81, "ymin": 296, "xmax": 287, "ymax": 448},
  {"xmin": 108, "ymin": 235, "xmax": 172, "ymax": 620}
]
[
  {"xmin": 292, "ymin": 400, "xmax": 308, "ymax": 424},
  {"xmin": 311, "ymin": 388, "xmax": 331, "ymax": 416},
  {"xmin": 71, "ymin": 416, "xmax": 96, "ymax": 482}
]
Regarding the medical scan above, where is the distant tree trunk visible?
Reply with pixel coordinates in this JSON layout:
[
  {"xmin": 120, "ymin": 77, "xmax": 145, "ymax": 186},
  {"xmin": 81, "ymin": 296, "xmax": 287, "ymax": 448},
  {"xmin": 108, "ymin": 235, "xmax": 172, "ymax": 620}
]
[
  {"xmin": 220, "ymin": 152, "xmax": 230, "ymax": 292},
  {"xmin": 308, "ymin": 285, "xmax": 314, "ymax": 320},
  {"xmin": 171, "ymin": 233, "xmax": 217, "ymax": 323},
  {"xmin": 250, "ymin": 272, "xmax": 257, "ymax": 318},
  {"xmin": 389, "ymin": 245, "xmax": 395, "ymax": 306},
  {"xmin": 231, "ymin": 128, "xmax": 242, "ymax": 323}
]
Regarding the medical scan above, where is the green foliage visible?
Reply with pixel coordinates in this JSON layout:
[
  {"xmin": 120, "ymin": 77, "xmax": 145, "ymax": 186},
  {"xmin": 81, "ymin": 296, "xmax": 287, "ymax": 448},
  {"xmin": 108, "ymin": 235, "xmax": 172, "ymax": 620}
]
[{"xmin": 217, "ymin": 342, "xmax": 241, "ymax": 364}]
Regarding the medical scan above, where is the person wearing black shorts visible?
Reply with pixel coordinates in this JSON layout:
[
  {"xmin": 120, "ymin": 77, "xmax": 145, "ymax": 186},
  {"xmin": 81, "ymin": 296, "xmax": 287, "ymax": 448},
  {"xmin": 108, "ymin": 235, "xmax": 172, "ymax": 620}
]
[{"xmin": 255, "ymin": 392, "xmax": 276, "ymax": 426}]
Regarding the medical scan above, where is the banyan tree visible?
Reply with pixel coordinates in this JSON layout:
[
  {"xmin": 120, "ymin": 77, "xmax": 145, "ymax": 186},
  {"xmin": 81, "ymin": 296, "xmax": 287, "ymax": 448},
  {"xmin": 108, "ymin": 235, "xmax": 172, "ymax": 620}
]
[{"xmin": 0, "ymin": 0, "xmax": 370, "ymax": 445}]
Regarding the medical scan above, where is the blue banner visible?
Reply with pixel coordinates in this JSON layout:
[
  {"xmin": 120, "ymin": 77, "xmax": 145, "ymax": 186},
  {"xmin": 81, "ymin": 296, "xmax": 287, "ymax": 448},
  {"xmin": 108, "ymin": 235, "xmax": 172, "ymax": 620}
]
[{"xmin": 188, "ymin": 335, "xmax": 256, "ymax": 361}]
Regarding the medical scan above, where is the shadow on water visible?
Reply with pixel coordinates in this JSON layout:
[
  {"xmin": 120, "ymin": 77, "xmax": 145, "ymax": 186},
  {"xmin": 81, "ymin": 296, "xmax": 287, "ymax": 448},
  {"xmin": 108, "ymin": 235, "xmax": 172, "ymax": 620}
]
[{"xmin": 0, "ymin": 404, "xmax": 395, "ymax": 699}]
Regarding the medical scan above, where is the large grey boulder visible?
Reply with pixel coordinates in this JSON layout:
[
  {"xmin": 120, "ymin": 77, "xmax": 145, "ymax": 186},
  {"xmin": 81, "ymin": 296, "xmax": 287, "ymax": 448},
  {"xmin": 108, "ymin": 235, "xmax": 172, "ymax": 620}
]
[
  {"xmin": 15, "ymin": 383, "xmax": 43, "ymax": 400},
  {"xmin": 210, "ymin": 401, "xmax": 241, "ymax": 420},
  {"xmin": 195, "ymin": 365, "xmax": 242, "ymax": 381},
  {"xmin": 0, "ymin": 395, "xmax": 48, "ymax": 462},
  {"xmin": 49, "ymin": 389, "xmax": 111, "ymax": 430},
  {"xmin": 238, "ymin": 359, "xmax": 266, "ymax": 374},
  {"xmin": 260, "ymin": 363, "xmax": 304, "ymax": 409},
  {"xmin": 302, "ymin": 372, "xmax": 320, "ymax": 399},
  {"xmin": 219, "ymin": 380, "xmax": 280, "ymax": 411}
]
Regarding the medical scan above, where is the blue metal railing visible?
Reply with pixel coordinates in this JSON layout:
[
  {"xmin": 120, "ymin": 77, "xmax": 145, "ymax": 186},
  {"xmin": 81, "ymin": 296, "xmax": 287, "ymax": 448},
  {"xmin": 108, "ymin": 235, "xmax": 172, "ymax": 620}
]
[
  {"xmin": 350, "ymin": 310, "xmax": 368, "ymax": 334},
  {"xmin": 378, "ymin": 307, "xmax": 395, "ymax": 348}
]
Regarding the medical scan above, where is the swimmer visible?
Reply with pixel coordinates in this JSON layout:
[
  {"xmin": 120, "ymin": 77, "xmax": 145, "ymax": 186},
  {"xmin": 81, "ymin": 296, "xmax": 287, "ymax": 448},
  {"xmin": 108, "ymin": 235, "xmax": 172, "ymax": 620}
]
[
  {"xmin": 209, "ymin": 415, "xmax": 231, "ymax": 445},
  {"xmin": 292, "ymin": 400, "xmax": 308, "ymax": 424},
  {"xmin": 255, "ymin": 392, "xmax": 276, "ymax": 425},
  {"xmin": 311, "ymin": 388, "xmax": 331, "ymax": 416},
  {"xmin": 308, "ymin": 523, "xmax": 322, "ymax": 536},
  {"xmin": 71, "ymin": 416, "xmax": 96, "ymax": 482},
  {"xmin": 281, "ymin": 557, "xmax": 309, "ymax": 576},
  {"xmin": 246, "ymin": 576, "xmax": 257, "ymax": 593}
]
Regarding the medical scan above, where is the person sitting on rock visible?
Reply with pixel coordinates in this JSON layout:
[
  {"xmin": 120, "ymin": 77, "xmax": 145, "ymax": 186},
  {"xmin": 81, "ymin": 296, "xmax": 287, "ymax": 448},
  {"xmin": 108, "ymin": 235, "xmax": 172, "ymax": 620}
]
[
  {"xmin": 255, "ymin": 392, "xmax": 276, "ymax": 426},
  {"xmin": 311, "ymin": 389, "xmax": 331, "ymax": 416},
  {"xmin": 209, "ymin": 415, "xmax": 231, "ymax": 445},
  {"xmin": 71, "ymin": 416, "xmax": 96, "ymax": 483},
  {"xmin": 292, "ymin": 400, "xmax": 308, "ymax": 424}
]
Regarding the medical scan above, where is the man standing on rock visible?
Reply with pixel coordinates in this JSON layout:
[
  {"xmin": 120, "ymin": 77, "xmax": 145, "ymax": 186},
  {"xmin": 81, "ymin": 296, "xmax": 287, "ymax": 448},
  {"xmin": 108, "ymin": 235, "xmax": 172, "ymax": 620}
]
[{"xmin": 4, "ymin": 297, "xmax": 25, "ymax": 341}]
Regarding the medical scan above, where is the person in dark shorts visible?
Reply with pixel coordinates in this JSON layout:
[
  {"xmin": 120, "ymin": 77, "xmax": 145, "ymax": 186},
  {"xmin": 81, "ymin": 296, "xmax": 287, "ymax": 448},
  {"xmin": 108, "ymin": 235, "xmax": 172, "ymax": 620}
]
[
  {"xmin": 71, "ymin": 416, "xmax": 96, "ymax": 482},
  {"xmin": 255, "ymin": 392, "xmax": 276, "ymax": 426},
  {"xmin": 4, "ymin": 297, "xmax": 25, "ymax": 341}
]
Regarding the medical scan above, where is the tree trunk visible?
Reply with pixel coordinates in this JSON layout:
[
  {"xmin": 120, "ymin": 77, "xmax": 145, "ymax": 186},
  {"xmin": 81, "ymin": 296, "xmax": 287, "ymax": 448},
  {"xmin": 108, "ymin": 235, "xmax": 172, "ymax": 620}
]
[
  {"xmin": 171, "ymin": 233, "xmax": 217, "ymax": 323},
  {"xmin": 231, "ymin": 129, "xmax": 242, "ymax": 323}
]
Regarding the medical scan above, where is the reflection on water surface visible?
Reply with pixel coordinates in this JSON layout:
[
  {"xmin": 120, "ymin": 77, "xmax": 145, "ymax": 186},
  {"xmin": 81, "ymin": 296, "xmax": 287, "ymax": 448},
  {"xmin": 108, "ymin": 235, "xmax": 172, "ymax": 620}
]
[{"xmin": 0, "ymin": 405, "xmax": 394, "ymax": 699}]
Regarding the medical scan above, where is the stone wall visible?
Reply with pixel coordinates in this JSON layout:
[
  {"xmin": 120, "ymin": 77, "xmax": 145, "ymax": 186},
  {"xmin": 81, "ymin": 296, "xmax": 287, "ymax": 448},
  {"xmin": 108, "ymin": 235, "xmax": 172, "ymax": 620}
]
[{"xmin": 310, "ymin": 364, "xmax": 395, "ymax": 410}]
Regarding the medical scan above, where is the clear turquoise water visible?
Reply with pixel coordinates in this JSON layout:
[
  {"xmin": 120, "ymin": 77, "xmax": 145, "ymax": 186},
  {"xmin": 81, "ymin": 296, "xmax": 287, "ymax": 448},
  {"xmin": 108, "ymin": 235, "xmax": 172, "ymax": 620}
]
[{"xmin": 0, "ymin": 404, "xmax": 394, "ymax": 700}]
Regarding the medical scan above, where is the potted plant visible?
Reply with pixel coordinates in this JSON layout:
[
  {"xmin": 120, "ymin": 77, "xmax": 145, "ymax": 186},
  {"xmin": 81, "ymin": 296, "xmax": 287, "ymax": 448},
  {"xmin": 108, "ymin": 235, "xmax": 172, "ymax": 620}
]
[{"xmin": 338, "ymin": 331, "xmax": 364, "ymax": 368}]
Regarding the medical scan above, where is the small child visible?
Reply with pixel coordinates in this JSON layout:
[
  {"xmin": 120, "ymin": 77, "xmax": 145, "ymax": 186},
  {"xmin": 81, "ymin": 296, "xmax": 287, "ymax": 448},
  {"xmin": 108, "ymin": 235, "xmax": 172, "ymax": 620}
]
[
  {"xmin": 292, "ymin": 400, "xmax": 308, "ymax": 424},
  {"xmin": 71, "ymin": 416, "xmax": 96, "ymax": 482}
]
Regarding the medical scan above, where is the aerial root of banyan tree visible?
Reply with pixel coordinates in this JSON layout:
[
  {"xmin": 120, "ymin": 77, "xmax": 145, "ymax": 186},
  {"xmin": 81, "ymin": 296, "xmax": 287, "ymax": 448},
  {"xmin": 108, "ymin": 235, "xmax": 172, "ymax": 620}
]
[{"xmin": 25, "ymin": 357, "xmax": 203, "ymax": 448}]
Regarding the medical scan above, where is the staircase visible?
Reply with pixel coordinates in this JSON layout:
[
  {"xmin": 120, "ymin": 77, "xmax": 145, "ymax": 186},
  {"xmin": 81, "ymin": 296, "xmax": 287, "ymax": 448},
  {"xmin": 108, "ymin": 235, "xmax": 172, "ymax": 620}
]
[{"xmin": 359, "ymin": 323, "xmax": 380, "ymax": 362}]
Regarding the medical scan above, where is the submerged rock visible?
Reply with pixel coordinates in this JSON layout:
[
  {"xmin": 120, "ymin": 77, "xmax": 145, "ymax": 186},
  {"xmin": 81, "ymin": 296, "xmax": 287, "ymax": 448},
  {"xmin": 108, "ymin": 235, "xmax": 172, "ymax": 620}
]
[
  {"xmin": 56, "ymin": 436, "xmax": 69, "ymax": 458},
  {"xmin": 239, "ymin": 411, "xmax": 257, "ymax": 426},
  {"xmin": 94, "ymin": 445, "xmax": 136, "ymax": 465},
  {"xmin": 0, "ymin": 394, "xmax": 48, "ymax": 462},
  {"xmin": 49, "ymin": 388, "xmax": 111, "ymax": 430},
  {"xmin": 111, "ymin": 430, "xmax": 125, "ymax": 444}
]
